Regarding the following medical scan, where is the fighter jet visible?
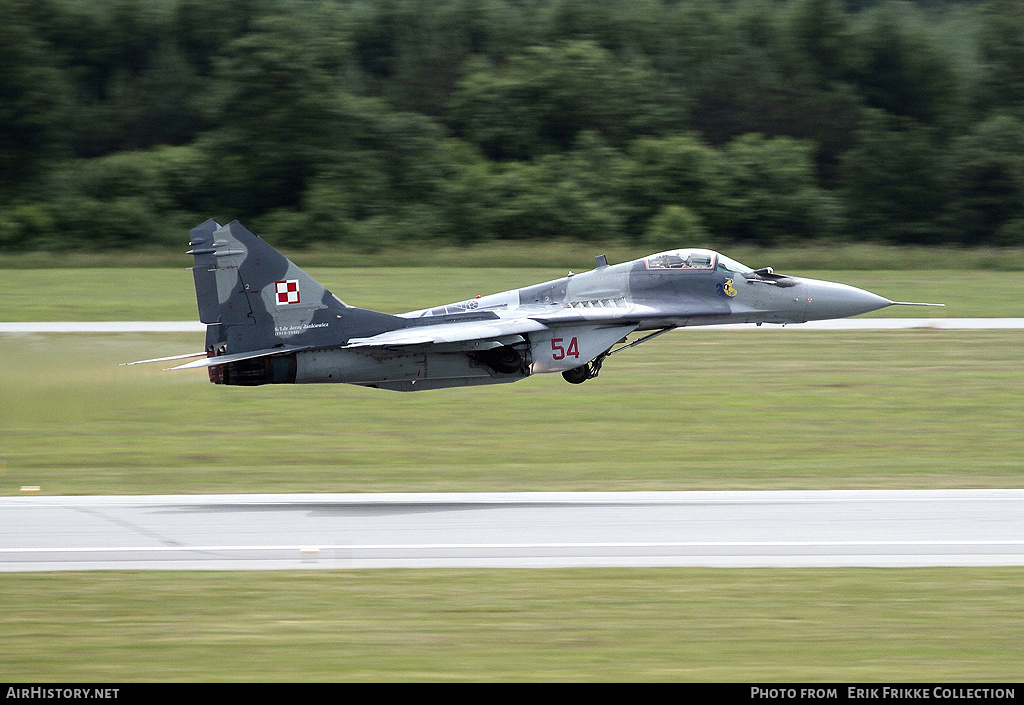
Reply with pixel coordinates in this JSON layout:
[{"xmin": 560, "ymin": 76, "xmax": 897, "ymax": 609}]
[{"xmin": 129, "ymin": 219, "xmax": 941, "ymax": 391}]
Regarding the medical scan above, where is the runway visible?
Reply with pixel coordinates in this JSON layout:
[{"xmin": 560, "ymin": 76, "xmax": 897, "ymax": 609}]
[{"xmin": 2, "ymin": 490, "xmax": 1023, "ymax": 571}]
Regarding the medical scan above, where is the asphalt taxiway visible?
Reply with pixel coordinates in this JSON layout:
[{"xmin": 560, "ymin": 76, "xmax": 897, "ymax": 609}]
[{"xmin": 2, "ymin": 490, "xmax": 1023, "ymax": 571}]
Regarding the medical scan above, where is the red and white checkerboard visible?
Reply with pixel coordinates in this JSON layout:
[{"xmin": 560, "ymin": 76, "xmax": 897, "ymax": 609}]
[{"xmin": 274, "ymin": 279, "xmax": 300, "ymax": 305}]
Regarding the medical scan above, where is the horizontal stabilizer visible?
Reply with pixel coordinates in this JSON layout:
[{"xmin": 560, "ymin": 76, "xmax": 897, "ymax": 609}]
[{"xmin": 166, "ymin": 346, "xmax": 312, "ymax": 371}]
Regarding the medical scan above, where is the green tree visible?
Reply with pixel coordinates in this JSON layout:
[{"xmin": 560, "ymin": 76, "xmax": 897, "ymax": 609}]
[
  {"xmin": 847, "ymin": 2, "xmax": 963, "ymax": 129},
  {"xmin": 172, "ymin": 0, "xmax": 275, "ymax": 76},
  {"xmin": 840, "ymin": 110, "xmax": 949, "ymax": 244},
  {"xmin": 37, "ymin": 145, "xmax": 211, "ymax": 248},
  {"xmin": 945, "ymin": 115, "xmax": 1024, "ymax": 244},
  {"xmin": 348, "ymin": 0, "xmax": 532, "ymax": 116},
  {"xmin": 688, "ymin": 10, "xmax": 862, "ymax": 177},
  {"xmin": 784, "ymin": 0, "xmax": 852, "ymax": 87},
  {"xmin": 295, "ymin": 111, "xmax": 491, "ymax": 248},
  {"xmin": 644, "ymin": 205, "xmax": 709, "ymax": 249},
  {"xmin": 623, "ymin": 133, "xmax": 728, "ymax": 238},
  {"xmin": 487, "ymin": 135, "xmax": 630, "ymax": 242},
  {"xmin": 202, "ymin": 14, "xmax": 364, "ymax": 217},
  {"xmin": 430, "ymin": 138, "xmax": 501, "ymax": 245},
  {"xmin": 975, "ymin": 0, "xmax": 1024, "ymax": 120},
  {"xmin": 0, "ymin": 0, "xmax": 65, "ymax": 196},
  {"xmin": 450, "ymin": 40, "xmax": 678, "ymax": 161},
  {"xmin": 652, "ymin": 0, "xmax": 730, "ymax": 83},
  {"xmin": 719, "ymin": 132, "xmax": 845, "ymax": 244}
]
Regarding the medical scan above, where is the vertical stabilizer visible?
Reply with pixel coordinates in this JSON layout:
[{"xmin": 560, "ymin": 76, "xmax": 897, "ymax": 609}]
[{"xmin": 187, "ymin": 220, "xmax": 404, "ymax": 355}]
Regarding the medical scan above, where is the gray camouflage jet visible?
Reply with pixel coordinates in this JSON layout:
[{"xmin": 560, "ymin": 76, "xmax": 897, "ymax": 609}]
[{"xmin": 130, "ymin": 219, "xmax": 941, "ymax": 390}]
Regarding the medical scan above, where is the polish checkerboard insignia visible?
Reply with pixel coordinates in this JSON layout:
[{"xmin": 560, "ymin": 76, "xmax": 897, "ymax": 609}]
[{"xmin": 275, "ymin": 279, "xmax": 301, "ymax": 305}]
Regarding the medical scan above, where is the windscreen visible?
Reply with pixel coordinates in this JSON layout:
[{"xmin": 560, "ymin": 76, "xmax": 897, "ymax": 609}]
[{"xmin": 715, "ymin": 254, "xmax": 753, "ymax": 273}]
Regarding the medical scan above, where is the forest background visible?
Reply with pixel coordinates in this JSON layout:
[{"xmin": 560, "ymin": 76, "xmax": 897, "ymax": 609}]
[{"xmin": 3, "ymin": 0, "xmax": 1024, "ymax": 254}]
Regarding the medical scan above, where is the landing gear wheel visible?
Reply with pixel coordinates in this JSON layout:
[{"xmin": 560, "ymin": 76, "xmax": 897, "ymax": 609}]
[
  {"xmin": 561, "ymin": 350, "xmax": 611, "ymax": 385},
  {"xmin": 561, "ymin": 365, "xmax": 590, "ymax": 384}
]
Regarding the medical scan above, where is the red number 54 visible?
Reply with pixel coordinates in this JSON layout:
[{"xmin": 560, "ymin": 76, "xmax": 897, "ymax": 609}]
[{"xmin": 551, "ymin": 337, "xmax": 580, "ymax": 360}]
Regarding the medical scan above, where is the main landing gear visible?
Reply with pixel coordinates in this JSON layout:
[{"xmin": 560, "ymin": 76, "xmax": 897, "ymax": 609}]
[
  {"xmin": 561, "ymin": 352, "xmax": 607, "ymax": 384},
  {"xmin": 560, "ymin": 327, "xmax": 676, "ymax": 385}
]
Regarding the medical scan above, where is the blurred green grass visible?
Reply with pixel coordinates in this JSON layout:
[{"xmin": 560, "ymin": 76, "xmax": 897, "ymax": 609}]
[
  {"xmin": 2, "ymin": 568, "xmax": 1022, "ymax": 681},
  {"xmin": 0, "ymin": 267, "xmax": 1020, "ymax": 320},
  {"xmin": 2, "ymin": 329, "xmax": 1021, "ymax": 495}
]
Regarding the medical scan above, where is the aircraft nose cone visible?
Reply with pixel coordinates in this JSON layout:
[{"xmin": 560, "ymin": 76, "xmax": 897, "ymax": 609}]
[{"xmin": 802, "ymin": 279, "xmax": 892, "ymax": 320}]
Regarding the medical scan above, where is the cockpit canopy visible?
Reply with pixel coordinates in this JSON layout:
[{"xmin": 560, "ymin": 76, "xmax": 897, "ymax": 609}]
[{"xmin": 644, "ymin": 249, "xmax": 753, "ymax": 274}]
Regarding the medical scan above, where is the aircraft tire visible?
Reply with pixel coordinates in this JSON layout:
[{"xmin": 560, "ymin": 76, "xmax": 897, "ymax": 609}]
[{"xmin": 561, "ymin": 365, "xmax": 590, "ymax": 384}]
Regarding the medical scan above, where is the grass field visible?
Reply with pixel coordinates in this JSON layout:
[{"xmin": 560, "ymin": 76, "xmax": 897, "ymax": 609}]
[
  {"xmin": 2, "ymin": 568, "xmax": 1023, "ymax": 681},
  {"xmin": 2, "ymin": 328, "xmax": 1023, "ymax": 495},
  {"xmin": 1, "ymin": 267, "xmax": 1022, "ymax": 681}
]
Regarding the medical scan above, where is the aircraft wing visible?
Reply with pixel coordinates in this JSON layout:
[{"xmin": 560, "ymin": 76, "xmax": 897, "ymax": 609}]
[
  {"xmin": 345, "ymin": 304, "xmax": 662, "ymax": 351},
  {"xmin": 344, "ymin": 317, "xmax": 549, "ymax": 348}
]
